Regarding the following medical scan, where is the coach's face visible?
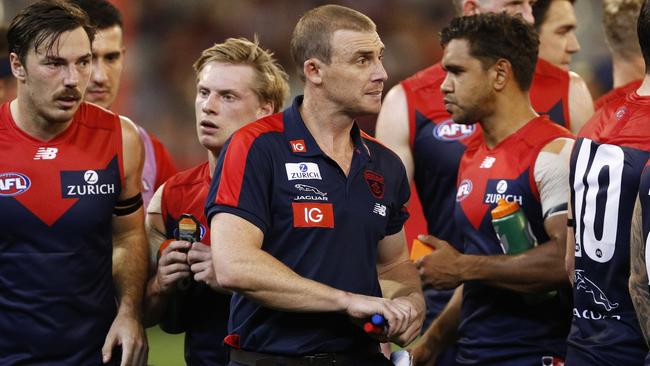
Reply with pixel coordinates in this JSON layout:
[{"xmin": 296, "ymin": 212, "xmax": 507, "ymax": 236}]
[
  {"xmin": 440, "ymin": 39, "xmax": 494, "ymax": 125},
  {"xmin": 319, "ymin": 29, "xmax": 388, "ymax": 116}
]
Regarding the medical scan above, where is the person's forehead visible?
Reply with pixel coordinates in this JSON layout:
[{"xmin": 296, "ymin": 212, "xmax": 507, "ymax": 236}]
[
  {"xmin": 32, "ymin": 27, "xmax": 90, "ymax": 58},
  {"xmin": 544, "ymin": 0, "xmax": 576, "ymax": 24},
  {"xmin": 198, "ymin": 61, "xmax": 256, "ymax": 89},
  {"xmin": 330, "ymin": 29, "xmax": 384, "ymax": 55},
  {"xmin": 93, "ymin": 25, "xmax": 123, "ymax": 48}
]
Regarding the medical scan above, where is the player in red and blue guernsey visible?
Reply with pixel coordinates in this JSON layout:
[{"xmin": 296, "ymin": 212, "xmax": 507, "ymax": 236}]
[
  {"xmin": 410, "ymin": 14, "xmax": 573, "ymax": 365},
  {"xmin": 143, "ymin": 37, "xmax": 289, "ymax": 366},
  {"xmin": 566, "ymin": 2, "xmax": 650, "ymax": 364},
  {"xmin": 206, "ymin": 5, "xmax": 425, "ymax": 366},
  {"xmin": 376, "ymin": 2, "xmax": 592, "ymax": 363},
  {"xmin": 71, "ymin": 0, "xmax": 177, "ymax": 208},
  {"xmin": 0, "ymin": 2, "xmax": 148, "ymax": 365}
]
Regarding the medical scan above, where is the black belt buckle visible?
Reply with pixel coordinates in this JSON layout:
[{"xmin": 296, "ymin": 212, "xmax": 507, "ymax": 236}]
[{"xmin": 304, "ymin": 353, "xmax": 337, "ymax": 365}]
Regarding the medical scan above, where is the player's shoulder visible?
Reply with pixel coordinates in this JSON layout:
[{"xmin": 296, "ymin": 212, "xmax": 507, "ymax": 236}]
[
  {"xmin": 401, "ymin": 63, "xmax": 445, "ymax": 92},
  {"xmin": 75, "ymin": 102, "xmax": 120, "ymax": 130},
  {"xmin": 360, "ymin": 130, "xmax": 405, "ymax": 169},
  {"xmin": 230, "ymin": 112, "xmax": 285, "ymax": 146},
  {"xmin": 522, "ymin": 116, "xmax": 573, "ymax": 148},
  {"xmin": 164, "ymin": 162, "xmax": 209, "ymax": 192},
  {"xmin": 534, "ymin": 58, "xmax": 569, "ymax": 82}
]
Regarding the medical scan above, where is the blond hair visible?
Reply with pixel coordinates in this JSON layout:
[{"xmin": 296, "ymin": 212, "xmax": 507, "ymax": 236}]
[
  {"xmin": 193, "ymin": 37, "xmax": 289, "ymax": 112},
  {"xmin": 603, "ymin": 0, "xmax": 643, "ymax": 60}
]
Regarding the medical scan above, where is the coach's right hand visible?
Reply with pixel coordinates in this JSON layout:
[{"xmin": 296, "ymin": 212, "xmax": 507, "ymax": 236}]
[
  {"xmin": 154, "ymin": 240, "xmax": 191, "ymax": 293},
  {"xmin": 344, "ymin": 293, "xmax": 419, "ymax": 346}
]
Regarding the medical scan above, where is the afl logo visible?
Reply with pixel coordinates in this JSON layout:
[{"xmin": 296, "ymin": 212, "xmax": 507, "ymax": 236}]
[
  {"xmin": 0, "ymin": 172, "xmax": 31, "ymax": 196},
  {"xmin": 456, "ymin": 179, "xmax": 473, "ymax": 202},
  {"xmin": 433, "ymin": 119, "xmax": 476, "ymax": 141}
]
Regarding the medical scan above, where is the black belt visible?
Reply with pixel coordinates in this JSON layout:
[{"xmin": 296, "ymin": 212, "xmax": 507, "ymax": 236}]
[{"xmin": 230, "ymin": 349, "xmax": 360, "ymax": 366}]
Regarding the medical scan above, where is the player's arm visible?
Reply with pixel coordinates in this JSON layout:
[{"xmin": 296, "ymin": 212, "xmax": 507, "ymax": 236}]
[
  {"xmin": 566, "ymin": 199, "xmax": 576, "ymax": 286},
  {"xmin": 142, "ymin": 184, "xmax": 190, "ymax": 327},
  {"xmin": 568, "ymin": 71, "xmax": 595, "ymax": 134},
  {"xmin": 417, "ymin": 138, "xmax": 574, "ymax": 292},
  {"xmin": 629, "ymin": 197, "xmax": 650, "ymax": 346},
  {"xmin": 211, "ymin": 213, "xmax": 413, "ymax": 342},
  {"xmin": 104, "ymin": 116, "xmax": 148, "ymax": 366},
  {"xmin": 375, "ymin": 84, "xmax": 414, "ymax": 180},
  {"xmin": 410, "ymin": 285, "xmax": 462, "ymax": 366},
  {"xmin": 377, "ymin": 228, "xmax": 426, "ymax": 345}
]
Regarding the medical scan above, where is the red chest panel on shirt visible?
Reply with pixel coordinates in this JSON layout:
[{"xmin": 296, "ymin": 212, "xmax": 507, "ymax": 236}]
[
  {"xmin": 0, "ymin": 103, "xmax": 123, "ymax": 226},
  {"xmin": 457, "ymin": 117, "xmax": 571, "ymax": 230}
]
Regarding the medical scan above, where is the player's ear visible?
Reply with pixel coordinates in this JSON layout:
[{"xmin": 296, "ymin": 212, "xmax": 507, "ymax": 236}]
[
  {"xmin": 257, "ymin": 100, "xmax": 274, "ymax": 118},
  {"xmin": 10, "ymin": 53, "xmax": 26, "ymax": 81},
  {"xmin": 492, "ymin": 59, "xmax": 510, "ymax": 91},
  {"xmin": 303, "ymin": 58, "xmax": 323, "ymax": 85}
]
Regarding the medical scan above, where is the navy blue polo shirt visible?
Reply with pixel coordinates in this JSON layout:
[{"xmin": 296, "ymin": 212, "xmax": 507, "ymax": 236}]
[{"xmin": 205, "ymin": 96, "xmax": 410, "ymax": 355}]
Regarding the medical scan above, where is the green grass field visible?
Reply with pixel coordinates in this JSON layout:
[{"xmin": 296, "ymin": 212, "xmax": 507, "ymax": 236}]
[{"xmin": 147, "ymin": 327, "xmax": 184, "ymax": 366}]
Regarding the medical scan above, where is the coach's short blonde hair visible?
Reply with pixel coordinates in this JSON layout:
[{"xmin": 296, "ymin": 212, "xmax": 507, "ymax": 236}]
[{"xmin": 193, "ymin": 37, "xmax": 289, "ymax": 112}]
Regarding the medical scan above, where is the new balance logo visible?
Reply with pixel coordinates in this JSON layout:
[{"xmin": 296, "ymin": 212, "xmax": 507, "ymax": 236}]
[
  {"xmin": 480, "ymin": 156, "xmax": 496, "ymax": 168},
  {"xmin": 373, "ymin": 203, "xmax": 387, "ymax": 217},
  {"xmin": 34, "ymin": 147, "xmax": 58, "ymax": 160}
]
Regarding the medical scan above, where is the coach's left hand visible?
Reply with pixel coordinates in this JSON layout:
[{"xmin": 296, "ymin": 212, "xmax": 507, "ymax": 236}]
[
  {"xmin": 102, "ymin": 310, "xmax": 147, "ymax": 366},
  {"xmin": 415, "ymin": 234, "xmax": 464, "ymax": 290}
]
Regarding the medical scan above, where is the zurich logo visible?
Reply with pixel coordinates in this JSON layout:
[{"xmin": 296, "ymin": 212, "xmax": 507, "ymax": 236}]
[
  {"xmin": 299, "ymin": 163, "xmax": 308, "ymax": 173},
  {"xmin": 456, "ymin": 179, "xmax": 473, "ymax": 202},
  {"xmin": 84, "ymin": 170, "xmax": 99, "ymax": 184},
  {"xmin": 433, "ymin": 119, "xmax": 476, "ymax": 141},
  {"xmin": 0, "ymin": 172, "xmax": 31, "ymax": 197},
  {"xmin": 496, "ymin": 180, "xmax": 508, "ymax": 194}
]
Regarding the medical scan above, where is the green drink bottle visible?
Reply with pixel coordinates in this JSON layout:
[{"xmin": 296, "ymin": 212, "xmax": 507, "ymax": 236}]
[
  {"xmin": 491, "ymin": 199, "xmax": 555, "ymax": 303},
  {"xmin": 491, "ymin": 199, "xmax": 536, "ymax": 254}
]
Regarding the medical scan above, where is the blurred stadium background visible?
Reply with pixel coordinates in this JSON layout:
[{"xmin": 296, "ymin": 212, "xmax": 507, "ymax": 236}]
[{"xmin": 0, "ymin": 1, "xmax": 612, "ymax": 364}]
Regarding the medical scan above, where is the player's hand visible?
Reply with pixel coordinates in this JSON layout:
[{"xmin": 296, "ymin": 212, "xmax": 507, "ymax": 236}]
[
  {"xmin": 343, "ymin": 293, "xmax": 414, "ymax": 343},
  {"xmin": 409, "ymin": 337, "xmax": 438, "ymax": 366},
  {"xmin": 102, "ymin": 310, "xmax": 148, "ymax": 366},
  {"xmin": 389, "ymin": 295, "xmax": 425, "ymax": 347},
  {"xmin": 154, "ymin": 240, "xmax": 191, "ymax": 294},
  {"xmin": 415, "ymin": 235, "xmax": 463, "ymax": 290},
  {"xmin": 187, "ymin": 242, "xmax": 218, "ymax": 288}
]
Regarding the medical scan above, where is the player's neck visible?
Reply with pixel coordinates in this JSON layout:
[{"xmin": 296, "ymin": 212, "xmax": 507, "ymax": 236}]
[
  {"xmin": 299, "ymin": 94, "xmax": 355, "ymax": 161},
  {"xmin": 612, "ymin": 56, "xmax": 645, "ymax": 88},
  {"xmin": 11, "ymin": 97, "xmax": 72, "ymax": 141},
  {"xmin": 208, "ymin": 149, "xmax": 220, "ymax": 178},
  {"xmin": 480, "ymin": 93, "xmax": 537, "ymax": 149},
  {"xmin": 636, "ymin": 74, "xmax": 650, "ymax": 96}
]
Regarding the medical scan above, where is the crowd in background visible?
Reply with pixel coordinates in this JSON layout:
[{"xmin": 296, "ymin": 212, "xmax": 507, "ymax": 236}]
[{"xmin": 0, "ymin": 0, "xmax": 611, "ymax": 168}]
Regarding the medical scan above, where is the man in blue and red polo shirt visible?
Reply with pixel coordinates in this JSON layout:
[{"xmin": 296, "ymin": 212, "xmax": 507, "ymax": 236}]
[{"xmin": 205, "ymin": 4, "xmax": 425, "ymax": 366}]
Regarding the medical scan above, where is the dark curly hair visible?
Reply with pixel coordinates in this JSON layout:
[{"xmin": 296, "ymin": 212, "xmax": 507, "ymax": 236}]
[{"xmin": 440, "ymin": 13, "xmax": 539, "ymax": 91}]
